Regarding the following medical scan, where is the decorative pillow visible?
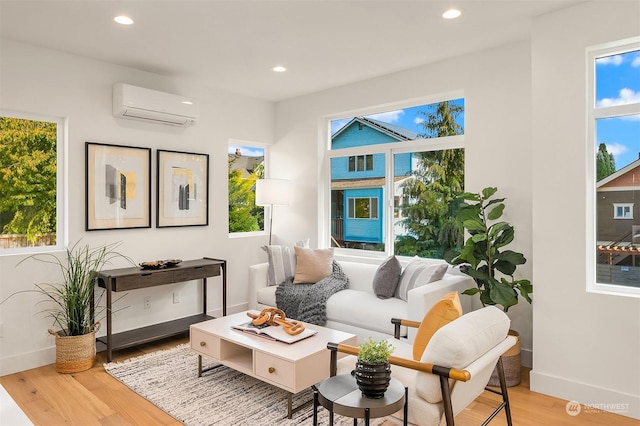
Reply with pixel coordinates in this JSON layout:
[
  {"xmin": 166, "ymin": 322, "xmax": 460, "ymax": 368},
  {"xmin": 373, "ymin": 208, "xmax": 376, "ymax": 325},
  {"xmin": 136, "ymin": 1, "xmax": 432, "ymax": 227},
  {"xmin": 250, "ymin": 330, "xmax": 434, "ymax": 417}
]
[
  {"xmin": 395, "ymin": 260, "xmax": 448, "ymax": 301},
  {"xmin": 416, "ymin": 306, "xmax": 510, "ymax": 403},
  {"xmin": 293, "ymin": 247, "xmax": 334, "ymax": 284},
  {"xmin": 412, "ymin": 291, "xmax": 462, "ymax": 360},
  {"xmin": 372, "ymin": 256, "xmax": 402, "ymax": 299},
  {"xmin": 262, "ymin": 245, "xmax": 297, "ymax": 286}
]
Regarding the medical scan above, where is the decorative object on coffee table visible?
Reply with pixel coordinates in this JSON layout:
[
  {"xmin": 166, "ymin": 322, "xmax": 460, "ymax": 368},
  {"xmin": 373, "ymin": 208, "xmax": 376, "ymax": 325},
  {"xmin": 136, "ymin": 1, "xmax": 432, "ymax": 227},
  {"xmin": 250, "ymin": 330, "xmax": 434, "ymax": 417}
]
[{"xmin": 354, "ymin": 337, "xmax": 394, "ymax": 398}]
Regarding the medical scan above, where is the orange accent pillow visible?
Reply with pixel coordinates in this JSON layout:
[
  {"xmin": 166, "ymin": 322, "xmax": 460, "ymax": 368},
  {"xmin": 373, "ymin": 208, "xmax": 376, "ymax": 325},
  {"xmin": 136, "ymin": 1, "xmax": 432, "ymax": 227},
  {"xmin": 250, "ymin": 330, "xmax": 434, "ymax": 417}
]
[{"xmin": 412, "ymin": 291, "xmax": 463, "ymax": 360}]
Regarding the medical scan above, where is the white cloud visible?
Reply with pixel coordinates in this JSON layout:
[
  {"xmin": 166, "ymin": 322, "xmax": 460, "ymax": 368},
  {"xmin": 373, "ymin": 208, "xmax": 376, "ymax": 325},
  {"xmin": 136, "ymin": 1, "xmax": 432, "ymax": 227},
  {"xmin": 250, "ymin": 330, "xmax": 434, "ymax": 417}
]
[
  {"xmin": 597, "ymin": 88, "xmax": 640, "ymax": 107},
  {"xmin": 366, "ymin": 110, "xmax": 404, "ymax": 123},
  {"xmin": 596, "ymin": 55, "xmax": 624, "ymax": 66},
  {"xmin": 605, "ymin": 142, "xmax": 628, "ymax": 156},
  {"xmin": 414, "ymin": 117, "xmax": 425, "ymax": 125},
  {"xmin": 632, "ymin": 56, "xmax": 640, "ymax": 67}
]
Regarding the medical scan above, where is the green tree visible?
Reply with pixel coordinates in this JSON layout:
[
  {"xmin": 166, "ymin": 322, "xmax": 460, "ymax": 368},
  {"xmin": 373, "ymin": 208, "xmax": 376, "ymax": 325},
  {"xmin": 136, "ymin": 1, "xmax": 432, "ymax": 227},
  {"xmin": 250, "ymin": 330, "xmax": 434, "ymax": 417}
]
[
  {"xmin": 596, "ymin": 143, "xmax": 616, "ymax": 181},
  {"xmin": 0, "ymin": 117, "xmax": 57, "ymax": 243},
  {"xmin": 228, "ymin": 158, "xmax": 263, "ymax": 232},
  {"xmin": 395, "ymin": 101, "xmax": 465, "ymax": 258}
]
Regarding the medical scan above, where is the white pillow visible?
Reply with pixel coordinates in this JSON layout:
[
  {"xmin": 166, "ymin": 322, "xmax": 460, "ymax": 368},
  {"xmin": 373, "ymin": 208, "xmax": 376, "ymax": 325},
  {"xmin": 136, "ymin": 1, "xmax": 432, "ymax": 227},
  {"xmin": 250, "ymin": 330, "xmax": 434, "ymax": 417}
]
[
  {"xmin": 395, "ymin": 259, "xmax": 448, "ymax": 301},
  {"xmin": 262, "ymin": 239, "xmax": 309, "ymax": 286},
  {"xmin": 415, "ymin": 306, "xmax": 510, "ymax": 403}
]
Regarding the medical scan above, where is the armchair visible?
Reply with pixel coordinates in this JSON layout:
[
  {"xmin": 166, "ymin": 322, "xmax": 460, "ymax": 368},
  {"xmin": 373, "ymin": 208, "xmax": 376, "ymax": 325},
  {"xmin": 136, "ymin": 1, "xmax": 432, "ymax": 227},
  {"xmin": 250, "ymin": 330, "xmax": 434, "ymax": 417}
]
[{"xmin": 327, "ymin": 306, "xmax": 516, "ymax": 426}]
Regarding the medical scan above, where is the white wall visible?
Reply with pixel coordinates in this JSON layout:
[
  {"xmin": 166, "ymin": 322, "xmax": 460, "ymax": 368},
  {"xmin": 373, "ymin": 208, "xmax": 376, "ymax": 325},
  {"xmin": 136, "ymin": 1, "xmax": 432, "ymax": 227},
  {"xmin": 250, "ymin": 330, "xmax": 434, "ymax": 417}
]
[
  {"xmin": 0, "ymin": 39, "xmax": 274, "ymax": 375},
  {"xmin": 530, "ymin": 1, "xmax": 640, "ymax": 420},
  {"xmin": 274, "ymin": 41, "xmax": 534, "ymax": 366}
]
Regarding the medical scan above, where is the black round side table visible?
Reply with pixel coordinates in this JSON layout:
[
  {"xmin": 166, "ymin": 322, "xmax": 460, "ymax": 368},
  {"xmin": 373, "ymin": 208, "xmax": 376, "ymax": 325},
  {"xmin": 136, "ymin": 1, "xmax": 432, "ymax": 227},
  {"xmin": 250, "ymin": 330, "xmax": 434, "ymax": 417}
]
[{"xmin": 313, "ymin": 374, "xmax": 408, "ymax": 426}]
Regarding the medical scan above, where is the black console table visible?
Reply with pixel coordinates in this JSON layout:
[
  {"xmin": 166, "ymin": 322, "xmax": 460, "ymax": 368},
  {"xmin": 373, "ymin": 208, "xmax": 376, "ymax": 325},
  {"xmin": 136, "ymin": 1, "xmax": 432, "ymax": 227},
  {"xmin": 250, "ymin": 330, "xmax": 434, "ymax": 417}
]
[{"xmin": 94, "ymin": 257, "xmax": 226, "ymax": 362}]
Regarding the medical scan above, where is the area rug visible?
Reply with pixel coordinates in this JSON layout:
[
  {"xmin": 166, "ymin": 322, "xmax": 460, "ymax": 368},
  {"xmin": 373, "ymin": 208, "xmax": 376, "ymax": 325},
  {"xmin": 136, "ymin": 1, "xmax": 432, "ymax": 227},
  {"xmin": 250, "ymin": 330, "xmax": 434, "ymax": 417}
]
[{"xmin": 104, "ymin": 344, "xmax": 389, "ymax": 426}]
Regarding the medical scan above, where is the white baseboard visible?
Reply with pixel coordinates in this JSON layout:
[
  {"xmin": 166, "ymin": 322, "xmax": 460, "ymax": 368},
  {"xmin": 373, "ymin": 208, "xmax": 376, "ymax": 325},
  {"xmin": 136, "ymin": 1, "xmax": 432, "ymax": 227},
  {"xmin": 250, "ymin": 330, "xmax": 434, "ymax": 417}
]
[
  {"xmin": 530, "ymin": 370, "xmax": 640, "ymax": 421},
  {"xmin": 0, "ymin": 347, "xmax": 55, "ymax": 377}
]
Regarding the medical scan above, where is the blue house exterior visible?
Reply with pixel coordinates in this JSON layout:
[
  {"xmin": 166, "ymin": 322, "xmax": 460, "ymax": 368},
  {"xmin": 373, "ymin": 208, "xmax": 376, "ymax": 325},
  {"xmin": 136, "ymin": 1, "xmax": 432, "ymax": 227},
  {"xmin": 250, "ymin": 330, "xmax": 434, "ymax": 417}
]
[{"xmin": 331, "ymin": 117, "xmax": 416, "ymax": 247}]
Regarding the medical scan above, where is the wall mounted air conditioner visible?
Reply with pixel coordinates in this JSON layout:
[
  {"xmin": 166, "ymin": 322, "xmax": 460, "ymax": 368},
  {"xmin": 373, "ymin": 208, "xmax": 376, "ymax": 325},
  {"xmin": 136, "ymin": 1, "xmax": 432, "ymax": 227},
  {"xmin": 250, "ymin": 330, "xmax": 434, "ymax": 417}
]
[{"xmin": 113, "ymin": 83, "xmax": 198, "ymax": 127}]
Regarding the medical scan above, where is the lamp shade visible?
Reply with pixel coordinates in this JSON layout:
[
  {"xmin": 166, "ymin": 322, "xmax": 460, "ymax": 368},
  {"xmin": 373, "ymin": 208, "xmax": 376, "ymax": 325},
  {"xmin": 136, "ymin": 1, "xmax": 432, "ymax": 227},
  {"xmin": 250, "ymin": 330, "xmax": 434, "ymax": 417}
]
[{"xmin": 255, "ymin": 179, "xmax": 290, "ymax": 206}]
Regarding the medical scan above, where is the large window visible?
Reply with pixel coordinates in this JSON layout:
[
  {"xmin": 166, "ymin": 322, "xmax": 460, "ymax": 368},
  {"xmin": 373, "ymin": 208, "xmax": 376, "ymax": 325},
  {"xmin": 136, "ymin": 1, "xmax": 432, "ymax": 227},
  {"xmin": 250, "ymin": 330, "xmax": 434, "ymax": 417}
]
[
  {"xmin": 588, "ymin": 38, "xmax": 640, "ymax": 296},
  {"xmin": 0, "ymin": 113, "xmax": 64, "ymax": 252},
  {"xmin": 328, "ymin": 98, "xmax": 465, "ymax": 258},
  {"xmin": 228, "ymin": 143, "xmax": 265, "ymax": 234}
]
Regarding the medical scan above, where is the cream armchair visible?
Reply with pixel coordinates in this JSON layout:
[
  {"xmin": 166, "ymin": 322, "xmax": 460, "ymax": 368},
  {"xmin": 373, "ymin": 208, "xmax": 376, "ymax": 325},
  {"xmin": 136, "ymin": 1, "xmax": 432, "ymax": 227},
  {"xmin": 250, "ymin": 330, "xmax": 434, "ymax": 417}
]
[{"xmin": 327, "ymin": 306, "xmax": 516, "ymax": 426}]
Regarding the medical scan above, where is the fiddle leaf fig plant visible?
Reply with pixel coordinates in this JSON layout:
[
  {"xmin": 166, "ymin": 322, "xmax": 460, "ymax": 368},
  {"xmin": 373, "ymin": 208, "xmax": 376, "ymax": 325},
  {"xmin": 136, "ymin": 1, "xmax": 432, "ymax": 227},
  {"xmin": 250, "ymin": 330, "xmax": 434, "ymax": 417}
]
[{"xmin": 445, "ymin": 187, "xmax": 532, "ymax": 312}]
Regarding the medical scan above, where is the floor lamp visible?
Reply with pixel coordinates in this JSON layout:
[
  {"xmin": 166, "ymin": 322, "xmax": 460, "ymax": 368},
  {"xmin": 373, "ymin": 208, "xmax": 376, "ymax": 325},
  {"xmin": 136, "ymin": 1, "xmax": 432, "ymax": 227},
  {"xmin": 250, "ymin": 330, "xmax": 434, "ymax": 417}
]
[{"xmin": 256, "ymin": 179, "xmax": 290, "ymax": 245}]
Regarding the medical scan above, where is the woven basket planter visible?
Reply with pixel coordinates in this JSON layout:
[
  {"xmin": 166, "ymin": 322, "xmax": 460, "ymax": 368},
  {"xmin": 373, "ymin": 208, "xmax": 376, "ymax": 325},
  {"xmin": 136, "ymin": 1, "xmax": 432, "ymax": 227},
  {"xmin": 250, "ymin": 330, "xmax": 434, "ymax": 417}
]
[
  {"xmin": 488, "ymin": 329, "xmax": 521, "ymax": 387},
  {"xmin": 48, "ymin": 322, "xmax": 100, "ymax": 374}
]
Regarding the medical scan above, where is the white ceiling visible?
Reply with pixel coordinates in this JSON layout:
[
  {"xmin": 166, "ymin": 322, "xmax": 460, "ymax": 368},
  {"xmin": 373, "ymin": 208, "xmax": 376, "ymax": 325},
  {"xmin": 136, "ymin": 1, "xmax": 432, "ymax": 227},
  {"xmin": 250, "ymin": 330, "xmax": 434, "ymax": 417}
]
[{"xmin": 0, "ymin": 0, "xmax": 584, "ymax": 102}]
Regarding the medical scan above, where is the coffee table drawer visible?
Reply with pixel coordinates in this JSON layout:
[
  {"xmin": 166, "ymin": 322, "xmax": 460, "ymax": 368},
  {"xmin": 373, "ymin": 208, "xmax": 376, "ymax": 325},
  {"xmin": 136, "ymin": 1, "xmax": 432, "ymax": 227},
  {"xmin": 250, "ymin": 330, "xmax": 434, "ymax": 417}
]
[
  {"xmin": 255, "ymin": 351, "xmax": 294, "ymax": 389},
  {"xmin": 191, "ymin": 328, "xmax": 220, "ymax": 359}
]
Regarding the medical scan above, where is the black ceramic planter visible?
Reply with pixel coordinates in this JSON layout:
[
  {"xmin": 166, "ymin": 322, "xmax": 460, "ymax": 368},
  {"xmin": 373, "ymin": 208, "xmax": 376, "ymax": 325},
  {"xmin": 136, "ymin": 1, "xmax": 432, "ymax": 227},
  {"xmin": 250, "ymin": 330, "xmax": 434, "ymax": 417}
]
[{"xmin": 354, "ymin": 359, "xmax": 391, "ymax": 398}]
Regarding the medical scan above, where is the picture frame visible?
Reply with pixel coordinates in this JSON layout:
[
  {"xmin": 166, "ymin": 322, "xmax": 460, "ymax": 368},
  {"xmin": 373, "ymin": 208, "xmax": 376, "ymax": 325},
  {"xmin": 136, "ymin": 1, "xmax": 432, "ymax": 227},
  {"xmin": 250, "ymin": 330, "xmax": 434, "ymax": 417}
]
[
  {"xmin": 157, "ymin": 149, "xmax": 209, "ymax": 227},
  {"xmin": 85, "ymin": 142, "xmax": 151, "ymax": 231}
]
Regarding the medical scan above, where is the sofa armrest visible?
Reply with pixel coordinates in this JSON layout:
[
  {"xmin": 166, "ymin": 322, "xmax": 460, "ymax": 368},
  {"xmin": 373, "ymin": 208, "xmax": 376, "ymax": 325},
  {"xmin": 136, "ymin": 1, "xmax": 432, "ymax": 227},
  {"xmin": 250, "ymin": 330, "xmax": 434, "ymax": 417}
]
[
  {"xmin": 248, "ymin": 263, "xmax": 269, "ymax": 310},
  {"xmin": 405, "ymin": 274, "xmax": 474, "ymax": 341}
]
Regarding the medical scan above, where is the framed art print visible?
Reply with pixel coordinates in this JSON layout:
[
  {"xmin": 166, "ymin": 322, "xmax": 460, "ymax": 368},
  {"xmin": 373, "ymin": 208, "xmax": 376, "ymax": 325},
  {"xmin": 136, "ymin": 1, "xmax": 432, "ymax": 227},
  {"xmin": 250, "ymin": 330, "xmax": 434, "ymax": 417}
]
[
  {"xmin": 157, "ymin": 149, "xmax": 209, "ymax": 227},
  {"xmin": 85, "ymin": 142, "xmax": 151, "ymax": 230}
]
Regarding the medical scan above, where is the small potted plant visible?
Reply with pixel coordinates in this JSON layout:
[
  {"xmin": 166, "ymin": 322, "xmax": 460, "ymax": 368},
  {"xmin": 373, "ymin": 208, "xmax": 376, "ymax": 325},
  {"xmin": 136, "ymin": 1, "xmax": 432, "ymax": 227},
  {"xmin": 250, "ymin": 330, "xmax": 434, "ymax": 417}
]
[{"xmin": 354, "ymin": 337, "xmax": 395, "ymax": 398}]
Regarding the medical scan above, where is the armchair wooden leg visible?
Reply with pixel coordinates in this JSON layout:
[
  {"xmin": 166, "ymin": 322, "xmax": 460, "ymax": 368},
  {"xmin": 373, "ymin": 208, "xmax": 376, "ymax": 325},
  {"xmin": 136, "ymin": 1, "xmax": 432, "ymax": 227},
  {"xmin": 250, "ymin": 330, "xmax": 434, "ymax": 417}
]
[
  {"xmin": 440, "ymin": 375, "xmax": 455, "ymax": 426},
  {"xmin": 482, "ymin": 357, "xmax": 513, "ymax": 426}
]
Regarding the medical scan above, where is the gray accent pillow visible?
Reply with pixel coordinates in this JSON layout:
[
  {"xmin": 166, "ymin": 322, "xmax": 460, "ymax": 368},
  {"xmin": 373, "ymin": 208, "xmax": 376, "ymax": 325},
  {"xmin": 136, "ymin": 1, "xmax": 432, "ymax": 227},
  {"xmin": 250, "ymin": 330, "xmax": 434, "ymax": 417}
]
[
  {"xmin": 395, "ymin": 260, "xmax": 448, "ymax": 301},
  {"xmin": 372, "ymin": 255, "xmax": 402, "ymax": 299}
]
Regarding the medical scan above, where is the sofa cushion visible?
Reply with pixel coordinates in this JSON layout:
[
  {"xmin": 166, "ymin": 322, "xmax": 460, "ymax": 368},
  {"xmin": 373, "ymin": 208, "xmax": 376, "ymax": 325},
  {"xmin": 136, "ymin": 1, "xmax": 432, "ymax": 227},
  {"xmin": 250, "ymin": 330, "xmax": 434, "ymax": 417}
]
[
  {"xmin": 416, "ymin": 306, "xmax": 510, "ymax": 403},
  {"xmin": 326, "ymin": 289, "xmax": 408, "ymax": 336},
  {"xmin": 293, "ymin": 247, "xmax": 334, "ymax": 284},
  {"xmin": 372, "ymin": 255, "xmax": 402, "ymax": 299},
  {"xmin": 412, "ymin": 291, "xmax": 462, "ymax": 360},
  {"xmin": 395, "ymin": 260, "xmax": 448, "ymax": 301},
  {"xmin": 262, "ymin": 245, "xmax": 297, "ymax": 286}
]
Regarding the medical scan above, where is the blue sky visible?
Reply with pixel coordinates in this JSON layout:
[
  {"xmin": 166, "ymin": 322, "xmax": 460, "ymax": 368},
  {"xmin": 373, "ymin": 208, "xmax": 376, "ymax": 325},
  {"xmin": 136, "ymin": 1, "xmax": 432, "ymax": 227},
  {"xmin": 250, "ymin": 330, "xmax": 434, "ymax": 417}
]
[
  {"xmin": 596, "ymin": 49, "xmax": 640, "ymax": 170},
  {"xmin": 228, "ymin": 145, "xmax": 264, "ymax": 157},
  {"xmin": 331, "ymin": 99, "xmax": 465, "ymax": 137}
]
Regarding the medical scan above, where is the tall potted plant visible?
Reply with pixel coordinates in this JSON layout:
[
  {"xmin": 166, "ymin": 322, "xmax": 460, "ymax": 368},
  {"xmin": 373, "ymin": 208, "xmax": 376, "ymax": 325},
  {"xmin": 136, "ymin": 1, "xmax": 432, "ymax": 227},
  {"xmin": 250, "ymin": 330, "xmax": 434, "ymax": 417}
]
[
  {"xmin": 445, "ymin": 186, "xmax": 532, "ymax": 386},
  {"xmin": 13, "ymin": 241, "xmax": 131, "ymax": 373}
]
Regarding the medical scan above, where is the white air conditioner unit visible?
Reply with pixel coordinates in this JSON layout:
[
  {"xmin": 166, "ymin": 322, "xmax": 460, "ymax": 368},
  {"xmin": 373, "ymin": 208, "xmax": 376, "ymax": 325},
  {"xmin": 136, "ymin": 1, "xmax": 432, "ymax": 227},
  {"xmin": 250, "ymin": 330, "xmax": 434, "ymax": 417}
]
[{"xmin": 113, "ymin": 83, "xmax": 198, "ymax": 127}]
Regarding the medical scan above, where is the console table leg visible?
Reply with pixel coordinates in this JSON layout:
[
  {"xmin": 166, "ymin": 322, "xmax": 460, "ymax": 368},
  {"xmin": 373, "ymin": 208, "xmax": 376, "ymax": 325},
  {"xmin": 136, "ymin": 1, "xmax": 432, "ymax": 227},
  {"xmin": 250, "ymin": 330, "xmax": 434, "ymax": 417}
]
[
  {"xmin": 198, "ymin": 354, "xmax": 203, "ymax": 377},
  {"xmin": 106, "ymin": 281, "xmax": 113, "ymax": 363},
  {"xmin": 312, "ymin": 387, "xmax": 319, "ymax": 426}
]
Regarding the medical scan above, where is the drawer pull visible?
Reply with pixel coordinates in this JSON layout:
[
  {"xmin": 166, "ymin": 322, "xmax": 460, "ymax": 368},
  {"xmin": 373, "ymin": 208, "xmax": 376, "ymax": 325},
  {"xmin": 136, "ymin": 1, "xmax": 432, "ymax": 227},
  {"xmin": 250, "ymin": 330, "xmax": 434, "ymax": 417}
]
[
  {"xmin": 268, "ymin": 367, "xmax": 275, "ymax": 374},
  {"xmin": 200, "ymin": 341, "xmax": 206, "ymax": 347}
]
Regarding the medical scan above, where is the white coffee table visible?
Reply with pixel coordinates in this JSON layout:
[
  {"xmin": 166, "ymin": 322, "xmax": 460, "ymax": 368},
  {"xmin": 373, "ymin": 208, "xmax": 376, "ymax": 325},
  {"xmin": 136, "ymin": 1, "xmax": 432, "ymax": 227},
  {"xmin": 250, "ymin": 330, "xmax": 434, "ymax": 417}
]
[{"xmin": 190, "ymin": 311, "xmax": 357, "ymax": 418}]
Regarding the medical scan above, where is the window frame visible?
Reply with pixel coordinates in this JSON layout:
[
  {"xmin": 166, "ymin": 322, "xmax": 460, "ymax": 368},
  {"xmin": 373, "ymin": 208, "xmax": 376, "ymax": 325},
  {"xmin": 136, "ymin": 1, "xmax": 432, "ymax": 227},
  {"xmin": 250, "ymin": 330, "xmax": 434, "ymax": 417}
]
[
  {"xmin": 586, "ymin": 36, "xmax": 640, "ymax": 298},
  {"xmin": 227, "ymin": 140, "xmax": 269, "ymax": 239},
  {"xmin": 0, "ymin": 110, "xmax": 67, "ymax": 255},
  {"xmin": 613, "ymin": 203, "xmax": 634, "ymax": 219},
  {"xmin": 321, "ymin": 92, "xmax": 465, "ymax": 260}
]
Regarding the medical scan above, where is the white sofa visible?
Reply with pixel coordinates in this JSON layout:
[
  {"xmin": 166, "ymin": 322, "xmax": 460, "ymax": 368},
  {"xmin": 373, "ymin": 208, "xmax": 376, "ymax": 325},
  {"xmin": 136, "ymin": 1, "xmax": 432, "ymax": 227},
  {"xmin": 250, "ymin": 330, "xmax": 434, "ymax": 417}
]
[{"xmin": 249, "ymin": 258, "xmax": 474, "ymax": 343}]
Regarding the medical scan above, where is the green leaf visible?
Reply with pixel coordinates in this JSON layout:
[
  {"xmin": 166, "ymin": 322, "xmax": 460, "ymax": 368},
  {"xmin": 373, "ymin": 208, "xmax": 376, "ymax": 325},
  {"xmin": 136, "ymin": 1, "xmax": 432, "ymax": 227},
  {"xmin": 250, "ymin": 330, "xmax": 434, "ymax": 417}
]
[
  {"xmin": 496, "ymin": 250, "xmax": 526, "ymax": 265},
  {"xmin": 489, "ymin": 278, "xmax": 518, "ymax": 311},
  {"xmin": 459, "ymin": 192, "xmax": 481, "ymax": 201},
  {"xmin": 487, "ymin": 203, "xmax": 505, "ymax": 220},
  {"xmin": 462, "ymin": 288, "xmax": 480, "ymax": 296},
  {"xmin": 463, "ymin": 218, "xmax": 485, "ymax": 232},
  {"xmin": 471, "ymin": 233, "xmax": 487, "ymax": 243},
  {"xmin": 481, "ymin": 187, "xmax": 498, "ymax": 199}
]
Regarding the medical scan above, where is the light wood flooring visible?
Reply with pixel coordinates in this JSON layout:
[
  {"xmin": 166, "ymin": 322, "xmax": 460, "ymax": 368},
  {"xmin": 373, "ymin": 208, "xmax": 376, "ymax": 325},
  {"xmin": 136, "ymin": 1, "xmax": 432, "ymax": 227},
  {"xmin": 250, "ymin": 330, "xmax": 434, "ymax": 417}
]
[{"xmin": 1, "ymin": 335, "xmax": 637, "ymax": 426}]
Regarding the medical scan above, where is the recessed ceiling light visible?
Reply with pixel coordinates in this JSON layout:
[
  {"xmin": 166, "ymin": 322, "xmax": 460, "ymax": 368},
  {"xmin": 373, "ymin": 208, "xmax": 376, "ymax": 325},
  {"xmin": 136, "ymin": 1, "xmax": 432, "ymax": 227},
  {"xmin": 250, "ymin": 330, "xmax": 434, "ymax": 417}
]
[
  {"xmin": 114, "ymin": 15, "xmax": 134, "ymax": 25},
  {"xmin": 272, "ymin": 66, "xmax": 287, "ymax": 73},
  {"xmin": 442, "ymin": 9, "xmax": 462, "ymax": 19}
]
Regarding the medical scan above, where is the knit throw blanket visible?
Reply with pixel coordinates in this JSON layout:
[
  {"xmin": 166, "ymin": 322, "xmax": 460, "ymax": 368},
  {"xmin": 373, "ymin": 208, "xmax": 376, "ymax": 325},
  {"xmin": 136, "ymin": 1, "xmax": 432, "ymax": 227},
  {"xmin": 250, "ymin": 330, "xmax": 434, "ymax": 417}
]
[{"xmin": 275, "ymin": 261, "xmax": 349, "ymax": 326}]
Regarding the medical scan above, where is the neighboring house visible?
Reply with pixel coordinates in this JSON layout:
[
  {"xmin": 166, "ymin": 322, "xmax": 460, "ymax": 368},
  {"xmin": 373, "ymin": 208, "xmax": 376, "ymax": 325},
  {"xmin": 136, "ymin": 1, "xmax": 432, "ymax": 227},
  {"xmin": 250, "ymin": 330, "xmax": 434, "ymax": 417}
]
[
  {"xmin": 229, "ymin": 148, "xmax": 263, "ymax": 178},
  {"xmin": 330, "ymin": 117, "xmax": 415, "ymax": 247},
  {"xmin": 596, "ymin": 158, "xmax": 640, "ymax": 270}
]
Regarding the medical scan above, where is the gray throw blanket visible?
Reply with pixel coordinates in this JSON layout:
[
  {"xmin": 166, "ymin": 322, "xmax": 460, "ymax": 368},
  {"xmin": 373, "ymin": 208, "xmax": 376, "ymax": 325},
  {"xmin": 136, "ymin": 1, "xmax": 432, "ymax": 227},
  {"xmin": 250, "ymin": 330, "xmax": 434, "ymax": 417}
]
[{"xmin": 275, "ymin": 261, "xmax": 349, "ymax": 326}]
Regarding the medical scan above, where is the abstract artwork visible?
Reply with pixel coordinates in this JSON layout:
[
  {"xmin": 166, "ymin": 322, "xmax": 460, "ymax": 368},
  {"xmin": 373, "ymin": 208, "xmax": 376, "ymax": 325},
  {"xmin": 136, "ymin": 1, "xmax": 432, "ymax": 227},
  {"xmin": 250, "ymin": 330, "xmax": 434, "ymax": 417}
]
[
  {"xmin": 157, "ymin": 149, "xmax": 209, "ymax": 227},
  {"xmin": 85, "ymin": 142, "xmax": 151, "ymax": 230}
]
